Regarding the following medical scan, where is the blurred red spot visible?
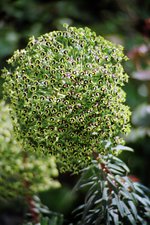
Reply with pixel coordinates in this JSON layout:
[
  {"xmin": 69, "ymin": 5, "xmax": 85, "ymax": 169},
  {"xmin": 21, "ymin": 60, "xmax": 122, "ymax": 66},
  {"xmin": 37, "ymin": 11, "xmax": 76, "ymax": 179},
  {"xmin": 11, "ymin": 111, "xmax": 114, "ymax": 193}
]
[{"xmin": 128, "ymin": 175, "xmax": 140, "ymax": 183}]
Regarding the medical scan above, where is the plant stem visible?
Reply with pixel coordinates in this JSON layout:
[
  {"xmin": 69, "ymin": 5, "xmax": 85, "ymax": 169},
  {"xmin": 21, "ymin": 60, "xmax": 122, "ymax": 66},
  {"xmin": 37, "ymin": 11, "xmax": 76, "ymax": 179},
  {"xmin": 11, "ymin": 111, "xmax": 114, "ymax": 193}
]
[{"xmin": 23, "ymin": 151, "xmax": 40, "ymax": 223}]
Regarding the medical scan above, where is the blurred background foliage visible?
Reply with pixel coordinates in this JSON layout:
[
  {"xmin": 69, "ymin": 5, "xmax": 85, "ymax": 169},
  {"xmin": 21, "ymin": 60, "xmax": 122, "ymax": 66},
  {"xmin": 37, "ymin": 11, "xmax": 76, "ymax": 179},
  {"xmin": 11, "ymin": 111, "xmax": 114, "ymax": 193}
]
[{"xmin": 0, "ymin": 0, "xmax": 150, "ymax": 224}]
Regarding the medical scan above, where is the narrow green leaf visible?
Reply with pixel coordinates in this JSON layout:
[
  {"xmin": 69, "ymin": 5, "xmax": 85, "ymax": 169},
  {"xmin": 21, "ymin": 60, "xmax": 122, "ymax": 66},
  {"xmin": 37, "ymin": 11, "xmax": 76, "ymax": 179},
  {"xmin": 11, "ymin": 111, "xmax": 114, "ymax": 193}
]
[
  {"xmin": 132, "ymin": 193, "xmax": 150, "ymax": 206},
  {"xmin": 109, "ymin": 168, "xmax": 124, "ymax": 176},
  {"xmin": 120, "ymin": 201, "xmax": 136, "ymax": 225},
  {"xmin": 102, "ymin": 187, "xmax": 109, "ymax": 201},
  {"xmin": 79, "ymin": 181, "xmax": 95, "ymax": 189},
  {"xmin": 127, "ymin": 200, "xmax": 138, "ymax": 219},
  {"xmin": 72, "ymin": 204, "xmax": 85, "ymax": 214},
  {"xmin": 119, "ymin": 189, "xmax": 132, "ymax": 200},
  {"xmin": 134, "ymin": 184, "xmax": 147, "ymax": 195},
  {"xmin": 112, "ymin": 194, "xmax": 125, "ymax": 217},
  {"xmin": 137, "ymin": 215, "xmax": 147, "ymax": 224},
  {"xmin": 135, "ymin": 183, "xmax": 150, "ymax": 193},
  {"xmin": 94, "ymin": 198, "xmax": 103, "ymax": 205},
  {"xmin": 108, "ymin": 163, "xmax": 125, "ymax": 173},
  {"xmin": 109, "ymin": 210, "xmax": 119, "ymax": 225},
  {"xmin": 112, "ymin": 145, "xmax": 134, "ymax": 152}
]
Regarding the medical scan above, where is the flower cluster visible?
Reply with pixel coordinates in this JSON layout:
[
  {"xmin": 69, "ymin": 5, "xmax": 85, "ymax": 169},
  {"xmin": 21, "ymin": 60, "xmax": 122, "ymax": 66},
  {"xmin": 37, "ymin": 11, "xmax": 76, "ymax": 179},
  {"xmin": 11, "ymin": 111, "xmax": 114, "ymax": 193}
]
[
  {"xmin": 2, "ymin": 25, "xmax": 131, "ymax": 173},
  {"xmin": 0, "ymin": 101, "xmax": 60, "ymax": 200}
]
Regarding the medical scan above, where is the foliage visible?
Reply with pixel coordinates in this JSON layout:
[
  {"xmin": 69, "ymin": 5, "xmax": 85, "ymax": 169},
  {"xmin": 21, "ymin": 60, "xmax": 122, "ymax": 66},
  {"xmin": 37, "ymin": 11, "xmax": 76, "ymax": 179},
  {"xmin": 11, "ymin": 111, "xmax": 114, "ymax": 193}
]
[
  {"xmin": 0, "ymin": 0, "xmax": 149, "ymax": 183},
  {"xmin": 0, "ymin": 101, "xmax": 60, "ymax": 201},
  {"xmin": 0, "ymin": 1, "xmax": 150, "ymax": 223},
  {"xmin": 74, "ymin": 154, "xmax": 150, "ymax": 225},
  {"xmin": 23, "ymin": 195, "xmax": 64, "ymax": 225},
  {"xmin": 2, "ymin": 25, "xmax": 131, "ymax": 173},
  {"xmin": 25, "ymin": 216, "xmax": 63, "ymax": 225}
]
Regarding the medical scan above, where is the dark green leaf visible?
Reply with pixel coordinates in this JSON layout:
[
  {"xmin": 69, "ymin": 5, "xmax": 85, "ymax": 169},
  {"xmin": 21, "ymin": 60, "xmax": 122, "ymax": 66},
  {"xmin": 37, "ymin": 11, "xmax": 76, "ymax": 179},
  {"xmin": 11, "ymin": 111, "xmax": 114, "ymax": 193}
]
[
  {"xmin": 112, "ymin": 194, "xmax": 125, "ymax": 217},
  {"xmin": 109, "ymin": 210, "xmax": 119, "ymax": 225},
  {"xmin": 127, "ymin": 200, "xmax": 138, "ymax": 219},
  {"xmin": 102, "ymin": 187, "xmax": 109, "ymax": 201},
  {"xmin": 132, "ymin": 193, "xmax": 150, "ymax": 206},
  {"xmin": 120, "ymin": 201, "xmax": 136, "ymax": 225}
]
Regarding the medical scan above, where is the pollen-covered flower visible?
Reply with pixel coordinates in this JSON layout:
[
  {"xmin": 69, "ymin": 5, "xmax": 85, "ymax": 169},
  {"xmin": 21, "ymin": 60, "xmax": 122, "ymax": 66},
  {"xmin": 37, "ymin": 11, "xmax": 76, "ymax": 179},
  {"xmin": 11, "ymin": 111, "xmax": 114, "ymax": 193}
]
[{"xmin": 2, "ymin": 25, "xmax": 131, "ymax": 173}]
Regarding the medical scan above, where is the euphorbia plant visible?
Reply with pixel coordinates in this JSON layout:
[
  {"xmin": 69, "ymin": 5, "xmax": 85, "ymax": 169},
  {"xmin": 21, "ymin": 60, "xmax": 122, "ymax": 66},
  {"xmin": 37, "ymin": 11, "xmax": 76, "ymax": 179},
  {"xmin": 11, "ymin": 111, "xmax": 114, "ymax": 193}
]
[
  {"xmin": 2, "ymin": 24, "xmax": 130, "ymax": 172},
  {"xmin": 1, "ymin": 25, "xmax": 150, "ymax": 224}
]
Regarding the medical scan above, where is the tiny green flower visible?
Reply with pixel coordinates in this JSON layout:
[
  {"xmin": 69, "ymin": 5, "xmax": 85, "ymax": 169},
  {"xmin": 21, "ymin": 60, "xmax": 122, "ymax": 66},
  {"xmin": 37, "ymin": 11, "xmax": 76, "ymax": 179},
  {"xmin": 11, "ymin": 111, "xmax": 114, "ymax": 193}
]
[
  {"xmin": 0, "ymin": 101, "xmax": 60, "ymax": 200},
  {"xmin": 2, "ymin": 25, "xmax": 131, "ymax": 173}
]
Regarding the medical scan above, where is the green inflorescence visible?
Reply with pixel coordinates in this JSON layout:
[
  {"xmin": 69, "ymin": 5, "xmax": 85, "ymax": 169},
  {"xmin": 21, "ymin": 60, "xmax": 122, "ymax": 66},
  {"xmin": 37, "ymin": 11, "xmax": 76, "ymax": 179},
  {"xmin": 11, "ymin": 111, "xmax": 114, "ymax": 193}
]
[
  {"xmin": 2, "ymin": 25, "xmax": 131, "ymax": 173},
  {"xmin": 0, "ymin": 101, "xmax": 60, "ymax": 200}
]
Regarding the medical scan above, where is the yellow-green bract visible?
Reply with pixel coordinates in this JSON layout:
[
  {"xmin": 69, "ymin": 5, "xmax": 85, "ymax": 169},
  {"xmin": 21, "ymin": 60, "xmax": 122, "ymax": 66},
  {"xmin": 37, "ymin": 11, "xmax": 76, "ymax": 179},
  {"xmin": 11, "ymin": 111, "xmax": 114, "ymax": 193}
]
[
  {"xmin": 2, "ymin": 25, "xmax": 131, "ymax": 173},
  {"xmin": 0, "ymin": 101, "xmax": 60, "ymax": 200}
]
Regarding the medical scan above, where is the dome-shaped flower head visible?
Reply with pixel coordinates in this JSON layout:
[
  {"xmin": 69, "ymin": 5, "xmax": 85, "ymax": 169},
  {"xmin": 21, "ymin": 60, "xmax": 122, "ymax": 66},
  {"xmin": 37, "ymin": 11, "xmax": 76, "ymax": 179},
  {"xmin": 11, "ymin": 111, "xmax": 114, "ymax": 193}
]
[{"xmin": 2, "ymin": 25, "xmax": 131, "ymax": 173}]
